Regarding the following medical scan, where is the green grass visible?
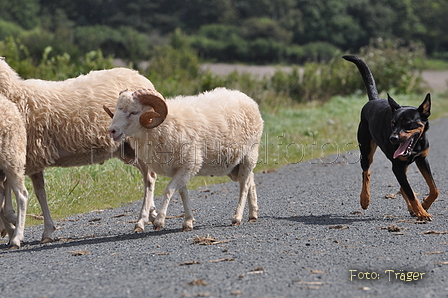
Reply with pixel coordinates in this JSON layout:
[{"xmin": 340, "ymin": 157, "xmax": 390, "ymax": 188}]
[
  {"xmin": 23, "ymin": 92, "xmax": 448, "ymax": 226},
  {"xmin": 424, "ymin": 58, "xmax": 448, "ymax": 70}
]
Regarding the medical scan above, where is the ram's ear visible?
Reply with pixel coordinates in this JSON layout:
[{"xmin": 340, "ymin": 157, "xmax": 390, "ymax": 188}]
[
  {"xmin": 103, "ymin": 105, "xmax": 114, "ymax": 118},
  {"xmin": 139, "ymin": 111, "xmax": 161, "ymax": 128}
]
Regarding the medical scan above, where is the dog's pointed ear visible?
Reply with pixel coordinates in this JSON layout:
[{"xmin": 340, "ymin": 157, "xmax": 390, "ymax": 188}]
[
  {"xmin": 387, "ymin": 93, "xmax": 401, "ymax": 111},
  {"xmin": 418, "ymin": 93, "xmax": 431, "ymax": 119}
]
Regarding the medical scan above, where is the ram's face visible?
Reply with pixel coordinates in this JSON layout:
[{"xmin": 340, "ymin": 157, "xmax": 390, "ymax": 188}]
[
  {"xmin": 106, "ymin": 89, "xmax": 167, "ymax": 142},
  {"xmin": 108, "ymin": 91, "xmax": 143, "ymax": 142}
]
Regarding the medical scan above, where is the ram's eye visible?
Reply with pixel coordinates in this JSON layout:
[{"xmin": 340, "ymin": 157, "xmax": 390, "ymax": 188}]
[{"xmin": 130, "ymin": 111, "xmax": 139, "ymax": 115}]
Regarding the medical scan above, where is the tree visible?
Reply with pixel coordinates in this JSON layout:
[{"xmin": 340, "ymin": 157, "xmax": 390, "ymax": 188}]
[{"xmin": 0, "ymin": 0, "xmax": 40, "ymax": 29}]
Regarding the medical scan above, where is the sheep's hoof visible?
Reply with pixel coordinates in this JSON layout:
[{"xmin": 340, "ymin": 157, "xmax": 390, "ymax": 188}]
[
  {"xmin": 133, "ymin": 226, "xmax": 144, "ymax": 233},
  {"xmin": 40, "ymin": 237, "xmax": 53, "ymax": 244},
  {"xmin": 231, "ymin": 221, "xmax": 241, "ymax": 226},
  {"xmin": 153, "ymin": 225, "xmax": 164, "ymax": 231},
  {"xmin": 9, "ymin": 244, "xmax": 20, "ymax": 250},
  {"xmin": 248, "ymin": 217, "xmax": 257, "ymax": 222},
  {"xmin": 182, "ymin": 226, "xmax": 193, "ymax": 232}
]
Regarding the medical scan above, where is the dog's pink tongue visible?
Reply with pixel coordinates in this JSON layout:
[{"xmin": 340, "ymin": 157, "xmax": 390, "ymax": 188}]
[{"xmin": 393, "ymin": 138, "xmax": 412, "ymax": 159}]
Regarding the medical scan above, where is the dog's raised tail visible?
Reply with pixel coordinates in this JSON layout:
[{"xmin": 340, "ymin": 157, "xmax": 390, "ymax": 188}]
[{"xmin": 343, "ymin": 55, "xmax": 379, "ymax": 101}]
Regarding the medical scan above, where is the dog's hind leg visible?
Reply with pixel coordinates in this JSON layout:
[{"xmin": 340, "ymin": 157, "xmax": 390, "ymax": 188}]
[
  {"xmin": 358, "ymin": 125, "xmax": 377, "ymax": 210},
  {"xmin": 392, "ymin": 163, "xmax": 432, "ymax": 221},
  {"xmin": 415, "ymin": 155, "xmax": 439, "ymax": 211}
]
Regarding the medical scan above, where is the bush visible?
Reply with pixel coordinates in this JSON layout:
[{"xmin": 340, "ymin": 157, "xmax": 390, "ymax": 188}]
[
  {"xmin": 241, "ymin": 17, "xmax": 292, "ymax": 44},
  {"xmin": 301, "ymin": 42, "xmax": 341, "ymax": 62},
  {"xmin": 0, "ymin": 19, "xmax": 25, "ymax": 41},
  {"xmin": 145, "ymin": 29, "xmax": 200, "ymax": 96},
  {"xmin": 191, "ymin": 38, "xmax": 426, "ymax": 107},
  {"xmin": 358, "ymin": 38, "xmax": 426, "ymax": 94},
  {"xmin": 74, "ymin": 25, "xmax": 152, "ymax": 62},
  {"xmin": 0, "ymin": 37, "xmax": 113, "ymax": 80}
]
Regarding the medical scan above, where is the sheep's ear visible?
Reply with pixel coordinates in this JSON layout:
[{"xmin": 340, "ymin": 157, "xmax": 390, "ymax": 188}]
[
  {"xmin": 103, "ymin": 105, "xmax": 114, "ymax": 118},
  {"xmin": 139, "ymin": 111, "xmax": 161, "ymax": 128}
]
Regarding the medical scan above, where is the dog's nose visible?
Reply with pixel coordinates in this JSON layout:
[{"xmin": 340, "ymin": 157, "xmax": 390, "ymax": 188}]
[{"xmin": 389, "ymin": 134, "xmax": 399, "ymax": 144}]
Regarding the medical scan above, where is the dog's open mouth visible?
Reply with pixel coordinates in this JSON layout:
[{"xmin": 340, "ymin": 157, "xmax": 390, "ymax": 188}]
[{"xmin": 393, "ymin": 134, "xmax": 419, "ymax": 159}]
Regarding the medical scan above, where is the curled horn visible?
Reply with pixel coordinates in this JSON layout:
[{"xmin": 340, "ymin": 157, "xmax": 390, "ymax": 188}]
[
  {"xmin": 103, "ymin": 105, "xmax": 114, "ymax": 118},
  {"xmin": 133, "ymin": 89, "xmax": 168, "ymax": 128}
]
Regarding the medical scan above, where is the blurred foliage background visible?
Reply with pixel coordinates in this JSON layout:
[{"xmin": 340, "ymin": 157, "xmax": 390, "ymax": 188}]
[{"xmin": 0, "ymin": 0, "xmax": 447, "ymax": 65}]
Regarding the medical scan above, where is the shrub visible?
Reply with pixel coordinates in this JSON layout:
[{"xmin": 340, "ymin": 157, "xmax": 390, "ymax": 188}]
[
  {"xmin": 0, "ymin": 37, "xmax": 113, "ymax": 80},
  {"xmin": 145, "ymin": 29, "xmax": 200, "ymax": 96},
  {"xmin": 74, "ymin": 25, "xmax": 152, "ymax": 62},
  {"xmin": 0, "ymin": 19, "xmax": 25, "ymax": 41},
  {"xmin": 358, "ymin": 38, "xmax": 425, "ymax": 94},
  {"xmin": 301, "ymin": 42, "xmax": 341, "ymax": 62}
]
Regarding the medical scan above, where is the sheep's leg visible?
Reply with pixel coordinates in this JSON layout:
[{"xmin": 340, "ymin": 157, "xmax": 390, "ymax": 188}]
[
  {"xmin": 30, "ymin": 172, "xmax": 56, "ymax": 243},
  {"xmin": 246, "ymin": 172, "xmax": 258, "ymax": 222},
  {"xmin": 2, "ymin": 181, "xmax": 17, "ymax": 225},
  {"xmin": 6, "ymin": 176, "xmax": 28, "ymax": 249},
  {"xmin": 133, "ymin": 160, "xmax": 157, "ymax": 232},
  {"xmin": 0, "ymin": 183, "xmax": 14, "ymax": 239},
  {"xmin": 118, "ymin": 143, "xmax": 158, "ymax": 232},
  {"xmin": 232, "ymin": 166, "xmax": 257, "ymax": 225},
  {"xmin": 0, "ymin": 211, "xmax": 15, "ymax": 241},
  {"xmin": 179, "ymin": 185, "xmax": 195, "ymax": 231},
  {"xmin": 153, "ymin": 171, "xmax": 191, "ymax": 231}
]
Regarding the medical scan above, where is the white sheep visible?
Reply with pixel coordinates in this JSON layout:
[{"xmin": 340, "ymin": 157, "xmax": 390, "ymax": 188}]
[
  {"xmin": 105, "ymin": 87, "xmax": 264, "ymax": 231},
  {"xmin": 0, "ymin": 57, "xmax": 157, "ymax": 247},
  {"xmin": 0, "ymin": 94, "xmax": 28, "ymax": 248}
]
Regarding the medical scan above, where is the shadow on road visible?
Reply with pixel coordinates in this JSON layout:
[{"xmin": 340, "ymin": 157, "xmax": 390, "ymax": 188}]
[
  {"xmin": 0, "ymin": 227, "xmax": 181, "ymax": 254},
  {"xmin": 279, "ymin": 213, "xmax": 376, "ymax": 225}
]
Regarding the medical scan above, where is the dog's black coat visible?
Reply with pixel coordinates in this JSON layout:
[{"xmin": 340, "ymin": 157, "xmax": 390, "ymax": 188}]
[{"xmin": 343, "ymin": 55, "xmax": 438, "ymax": 220}]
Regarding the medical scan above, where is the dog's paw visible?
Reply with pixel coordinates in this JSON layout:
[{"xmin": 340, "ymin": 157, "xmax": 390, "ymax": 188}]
[{"xmin": 416, "ymin": 211, "xmax": 432, "ymax": 221}]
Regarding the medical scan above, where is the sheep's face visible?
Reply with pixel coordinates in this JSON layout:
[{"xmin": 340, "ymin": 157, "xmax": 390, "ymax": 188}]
[
  {"xmin": 107, "ymin": 89, "xmax": 168, "ymax": 142},
  {"xmin": 108, "ymin": 91, "xmax": 144, "ymax": 142}
]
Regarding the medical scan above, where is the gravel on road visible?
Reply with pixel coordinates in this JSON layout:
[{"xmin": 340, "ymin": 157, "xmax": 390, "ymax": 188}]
[{"xmin": 1, "ymin": 117, "xmax": 447, "ymax": 298}]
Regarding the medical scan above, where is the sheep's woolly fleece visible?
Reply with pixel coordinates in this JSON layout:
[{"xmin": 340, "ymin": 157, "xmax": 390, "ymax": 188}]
[
  {"xmin": 121, "ymin": 88, "xmax": 264, "ymax": 176},
  {"xmin": 0, "ymin": 95, "xmax": 26, "ymax": 180},
  {"xmin": 0, "ymin": 59, "xmax": 154, "ymax": 174}
]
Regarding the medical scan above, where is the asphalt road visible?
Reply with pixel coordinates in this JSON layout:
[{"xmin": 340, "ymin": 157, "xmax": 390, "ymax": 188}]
[{"xmin": 1, "ymin": 116, "xmax": 447, "ymax": 298}]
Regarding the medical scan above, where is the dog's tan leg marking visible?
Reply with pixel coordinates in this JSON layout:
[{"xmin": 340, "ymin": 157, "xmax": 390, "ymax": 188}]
[
  {"xmin": 360, "ymin": 141, "xmax": 377, "ymax": 209},
  {"xmin": 410, "ymin": 199, "xmax": 432, "ymax": 221},
  {"xmin": 400, "ymin": 187, "xmax": 415, "ymax": 216},
  {"xmin": 415, "ymin": 149, "xmax": 439, "ymax": 211},
  {"xmin": 360, "ymin": 171, "xmax": 371, "ymax": 209}
]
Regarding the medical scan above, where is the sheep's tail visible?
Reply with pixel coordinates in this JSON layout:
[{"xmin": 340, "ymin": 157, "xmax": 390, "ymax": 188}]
[{"xmin": 342, "ymin": 55, "xmax": 379, "ymax": 101}]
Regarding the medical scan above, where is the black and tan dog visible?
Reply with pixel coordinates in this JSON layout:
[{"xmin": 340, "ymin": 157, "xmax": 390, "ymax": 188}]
[{"xmin": 343, "ymin": 55, "xmax": 439, "ymax": 220}]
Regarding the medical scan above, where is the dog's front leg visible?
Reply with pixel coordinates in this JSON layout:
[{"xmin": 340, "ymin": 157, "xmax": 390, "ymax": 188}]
[
  {"xmin": 392, "ymin": 163, "xmax": 432, "ymax": 221},
  {"xmin": 415, "ymin": 156, "xmax": 439, "ymax": 211},
  {"xmin": 399, "ymin": 187, "xmax": 416, "ymax": 216}
]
